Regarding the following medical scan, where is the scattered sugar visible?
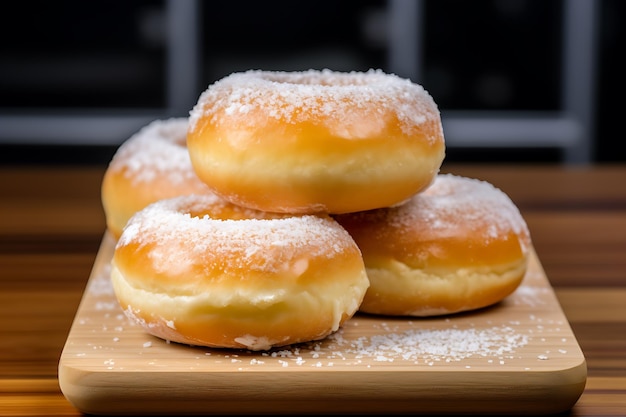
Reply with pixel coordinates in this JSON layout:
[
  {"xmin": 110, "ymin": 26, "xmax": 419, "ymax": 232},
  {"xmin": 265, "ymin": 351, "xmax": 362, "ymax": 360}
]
[
  {"xmin": 189, "ymin": 69, "xmax": 440, "ymax": 137},
  {"xmin": 88, "ymin": 263, "xmax": 114, "ymax": 296},
  {"xmin": 327, "ymin": 326, "xmax": 529, "ymax": 364},
  {"xmin": 238, "ymin": 325, "xmax": 530, "ymax": 367},
  {"xmin": 95, "ymin": 301, "xmax": 118, "ymax": 311},
  {"xmin": 512, "ymin": 285, "xmax": 549, "ymax": 307}
]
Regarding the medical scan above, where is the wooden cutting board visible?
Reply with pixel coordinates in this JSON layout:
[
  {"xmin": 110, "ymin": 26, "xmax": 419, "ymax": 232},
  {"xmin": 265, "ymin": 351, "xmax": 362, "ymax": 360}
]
[{"xmin": 59, "ymin": 232, "xmax": 586, "ymax": 415}]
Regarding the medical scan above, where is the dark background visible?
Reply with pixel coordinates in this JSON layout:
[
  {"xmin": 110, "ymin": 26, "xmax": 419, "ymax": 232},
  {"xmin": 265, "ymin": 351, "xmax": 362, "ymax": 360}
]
[{"xmin": 0, "ymin": 0, "xmax": 624, "ymax": 165}]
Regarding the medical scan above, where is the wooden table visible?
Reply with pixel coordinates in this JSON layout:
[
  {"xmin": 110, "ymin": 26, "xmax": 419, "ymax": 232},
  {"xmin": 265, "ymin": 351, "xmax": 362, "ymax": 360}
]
[{"xmin": 1, "ymin": 163, "xmax": 625, "ymax": 416}]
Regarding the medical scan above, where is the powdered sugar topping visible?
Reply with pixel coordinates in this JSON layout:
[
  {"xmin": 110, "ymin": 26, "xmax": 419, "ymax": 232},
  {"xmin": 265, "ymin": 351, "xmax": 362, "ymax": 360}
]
[
  {"xmin": 108, "ymin": 118, "xmax": 204, "ymax": 186},
  {"xmin": 189, "ymin": 69, "xmax": 440, "ymax": 136},
  {"xmin": 362, "ymin": 174, "xmax": 531, "ymax": 254},
  {"xmin": 117, "ymin": 194, "xmax": 358, "ymax": 273}
]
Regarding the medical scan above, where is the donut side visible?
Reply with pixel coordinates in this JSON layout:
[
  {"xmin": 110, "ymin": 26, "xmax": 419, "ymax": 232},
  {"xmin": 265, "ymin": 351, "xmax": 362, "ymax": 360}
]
[
  {"xmin": 334, "ymin": 174, "xmax": 532, "ymax": 316},
  {"xmin": 111, "ymin": 195, "xmax": 370, "ymax": 350},
  {"xmin": 187, "ymin": 69, "xmax": 446, "ymax": 214}
]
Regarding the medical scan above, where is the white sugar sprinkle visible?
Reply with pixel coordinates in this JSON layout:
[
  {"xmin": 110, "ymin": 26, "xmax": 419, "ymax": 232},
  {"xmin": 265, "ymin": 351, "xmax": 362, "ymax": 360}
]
[
  {"xmin": 327, "ymin": 326, "xmax": 528, "ymax": 363},
  {"xmin": 105, "ymin": 118, "xmax": 214, "ymax": 190},
  {"xmin": 117, "ymin": 194, "xmax": 358, "ymax": 274},
  {"xmin": 240, "ymin": 325, "xmax": 530, "ymax": 366},
  {"xmin": 339, "ymin": 173, "xmax": 531, "ymax": 256},
  {"xmin": 189, "ymin": 69, "xmax": 440, "ymax": 137}
]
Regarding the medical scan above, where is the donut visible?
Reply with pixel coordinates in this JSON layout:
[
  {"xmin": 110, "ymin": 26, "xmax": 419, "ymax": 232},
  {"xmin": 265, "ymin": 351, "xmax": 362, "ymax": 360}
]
[
  {"xmin": 333, "ymin": 174, "xmax": 532, "ymax": 317},
  {"xmin": 110, "ymin": 193, "xmax": 370, "ymax": 351},
  {"xmin": 101, "ymin": 117, "xmax": 216, "ymax": 239},
  {"xmin": 187, "ymin": 69, "xmax": 446, "ymax": 214}
]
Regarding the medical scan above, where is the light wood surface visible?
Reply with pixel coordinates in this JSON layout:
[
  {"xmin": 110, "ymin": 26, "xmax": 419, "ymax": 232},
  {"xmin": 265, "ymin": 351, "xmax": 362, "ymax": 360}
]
[
  {"xmin": 1, "ymin": 163, "xmax": 626, "ymax": 416},
  {"xmin": 58, "ymin": 233, "xmax": 586, "ymax": 415}
]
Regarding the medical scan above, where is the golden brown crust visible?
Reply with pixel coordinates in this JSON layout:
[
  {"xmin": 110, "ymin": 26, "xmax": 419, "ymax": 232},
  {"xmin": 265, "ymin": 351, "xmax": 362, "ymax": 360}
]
[
  {"xmin": 187, "ymin": 69, "xmax": 445, "ymax": 214},
  {"xmin": 334, "ymin": 174, "xmax": 532, "ymax": 316},
  {"xmin": 111, "ymin": 194, "xmax": 370, "ymax": 350}
]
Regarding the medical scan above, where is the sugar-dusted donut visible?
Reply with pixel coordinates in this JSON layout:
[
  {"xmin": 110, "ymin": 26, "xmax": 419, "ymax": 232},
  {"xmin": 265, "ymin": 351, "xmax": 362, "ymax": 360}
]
[
  {"xmin": 101, "ymin": 118, "xmax": 215, "ymax": 239},
  {"xmin": 187, "ymin": 69, "xmax": 445, "ymax": 214},
  {"xmin": 111, "ymin": 194, "xmax": 370, "ymax": 350},
  {"xmin": 334, "ymin": 174, "xmax": 532, "ymax": 316}
]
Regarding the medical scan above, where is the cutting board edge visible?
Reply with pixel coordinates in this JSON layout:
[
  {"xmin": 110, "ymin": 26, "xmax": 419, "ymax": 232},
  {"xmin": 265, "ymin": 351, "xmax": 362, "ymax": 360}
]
[{"xmin": 58, "ymin": 231, "xmax": 587, "ymax": 415}]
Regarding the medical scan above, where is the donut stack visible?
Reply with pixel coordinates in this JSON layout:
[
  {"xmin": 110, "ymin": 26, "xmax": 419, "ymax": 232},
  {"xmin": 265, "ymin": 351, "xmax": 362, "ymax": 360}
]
[{"xmin": 102, "ymin": 69, "xmax": 531, "ymax": 351}]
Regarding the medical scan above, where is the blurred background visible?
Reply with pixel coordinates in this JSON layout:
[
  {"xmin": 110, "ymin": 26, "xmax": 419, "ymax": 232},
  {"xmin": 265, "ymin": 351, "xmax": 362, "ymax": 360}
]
[{"xmin": 0, "ymin": 0, "xmax": 624, "ymax": 165}]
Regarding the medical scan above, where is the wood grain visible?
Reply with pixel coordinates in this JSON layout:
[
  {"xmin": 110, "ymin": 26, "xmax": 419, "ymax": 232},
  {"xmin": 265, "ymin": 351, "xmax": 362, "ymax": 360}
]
[
  {"xmin": 58, "ymin": 233, "xmax": 586, "ymax": 415},
  {"xmin": 1, "ymin": 164, "xmax": 625, "ymax": 416}
]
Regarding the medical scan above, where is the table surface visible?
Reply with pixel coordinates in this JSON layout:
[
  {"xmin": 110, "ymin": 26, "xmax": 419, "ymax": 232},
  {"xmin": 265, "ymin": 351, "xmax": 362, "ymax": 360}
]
[{"xmin": 1, "ymin": 162, "xmax": 625, "ymax": 416}]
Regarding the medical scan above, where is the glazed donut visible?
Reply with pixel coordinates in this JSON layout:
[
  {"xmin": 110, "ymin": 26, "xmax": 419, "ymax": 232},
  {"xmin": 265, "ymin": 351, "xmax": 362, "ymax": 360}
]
[
  {"xmin": 187, "ymin": 69, "xmax": 446, "ymax": 214},
  {"xmin": 334, "ymin": 174, "xmax": 532, "ymax": 317},
  {"xmin": 110, "ymin": 193, "xmax": 369, "ymax": 351},
  {"xmin": 101, "ymin": 118, "xmax": 215, "ymax": 239}
]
